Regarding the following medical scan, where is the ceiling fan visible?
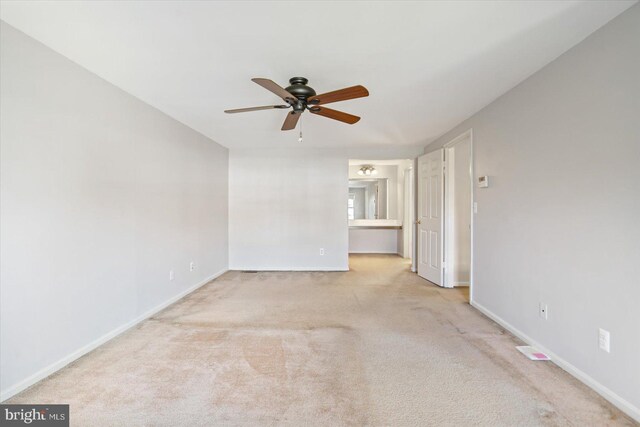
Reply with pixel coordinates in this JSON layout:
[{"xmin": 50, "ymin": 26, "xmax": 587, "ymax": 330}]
[{"xmin": 224, "ymin": 77, "xmax": 369, "ymax": 131}]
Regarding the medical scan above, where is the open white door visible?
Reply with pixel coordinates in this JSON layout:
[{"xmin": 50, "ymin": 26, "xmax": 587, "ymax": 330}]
[{"xmin": 417, "ymin": 150, "xmax": 445, "ymax": 286}]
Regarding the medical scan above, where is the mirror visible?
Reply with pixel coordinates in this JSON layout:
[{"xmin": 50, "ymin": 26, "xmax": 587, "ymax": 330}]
[{"xmin": 348, "ymin": 178, "xmax": 388, "ymax": 220}]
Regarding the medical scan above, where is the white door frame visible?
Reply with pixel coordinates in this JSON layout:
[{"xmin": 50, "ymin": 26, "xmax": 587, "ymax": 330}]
[
  {"xmin": 443, "ymin": 129, "xmax": 475, "ymax": 301},
  {"xmin": 403, "ymin": 166, "xmax": 414, "ymax": 259},
  {"xmin": 411, "ymin": 158, "xmax": 418, "ymax": 273}
]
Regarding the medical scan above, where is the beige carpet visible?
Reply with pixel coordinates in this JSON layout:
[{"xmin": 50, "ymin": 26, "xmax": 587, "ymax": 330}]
[{"xmin": 8, "ymin": 255, "xmax": 636, "ymax": 426}]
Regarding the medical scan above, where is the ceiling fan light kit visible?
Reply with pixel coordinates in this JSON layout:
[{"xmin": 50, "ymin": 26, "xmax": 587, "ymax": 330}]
[{"xmin": 224, "ymin": 77, "xmax": 369, "ymax": 136}]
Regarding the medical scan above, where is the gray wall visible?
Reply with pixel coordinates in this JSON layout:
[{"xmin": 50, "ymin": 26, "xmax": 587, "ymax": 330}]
[
  {"xmin": 348, "ymin": 228, "xmax": 400, "ymax": 254},
  {"xmin": 425, "ymin": 5, "xmax": 639, "ymax": 418},
  {"xmin": 0, "ymin": 22, "xmax": 229, "ymax": 398}
]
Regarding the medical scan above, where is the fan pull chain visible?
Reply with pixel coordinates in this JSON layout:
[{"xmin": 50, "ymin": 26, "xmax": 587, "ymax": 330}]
[{"xmin": 298, "ymin": 114, "xmax": 303, "ymax": 143}]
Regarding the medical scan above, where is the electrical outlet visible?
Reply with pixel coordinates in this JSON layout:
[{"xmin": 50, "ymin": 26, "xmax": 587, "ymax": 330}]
[
  {"xmin": 169, "ymin": 270, "xmax": 174, "ymax": 281},
  {"xmin": 473, "ymin": 202, "xmax": 478, "ymax": 214},
  {"xmin": 599, "ymin": 328, "xmax": 610, "ymax": 353},
  {"xmin": 539, "ymin": 302, "xmax": 548, "ymax": 320},
  {"xmin": 189, "ymin": 261, "xmax": 195, "ymax": 272},
  {"xmin": 319, "ymin": 248, "xmax": 325, "ymax": 256}
]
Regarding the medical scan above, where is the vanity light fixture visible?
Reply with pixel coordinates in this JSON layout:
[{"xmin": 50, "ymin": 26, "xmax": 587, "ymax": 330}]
[{"xmin": 357, "ymin": 165, "xmax": 378, "ymax": 176}]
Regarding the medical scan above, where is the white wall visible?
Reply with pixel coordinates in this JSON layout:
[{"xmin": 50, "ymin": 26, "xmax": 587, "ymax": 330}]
[
  {"xmin": 425, "ymin": 5, "xmax": 640, "ymax": 420},
  {"xmin": 0, "ymin": 22, "xmax": 229, "ymax": 399},
  {"xmin": 230, "ymin": 148, "xmax": 422, "ymax": 271},
  {"xmin": 229, "ymin": 148, "xmax": 348, "ymax": 270}
]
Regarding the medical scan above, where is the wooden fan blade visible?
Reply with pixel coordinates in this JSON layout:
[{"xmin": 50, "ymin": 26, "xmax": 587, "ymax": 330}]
[
  {"xmin": 252, "ymin": 78, "xmax": 296, "ymax": 102},
  {"xmin": 308, "ymin": 85, "xmax": 369, "ymax": 105},
  {"xmin": 224, "ymin": 105, "xmax": 289, "ymax": 113},
  {"xmin": 310, "ymin": 107, "xmax": 360, "ymax": 124},
  {"xmin": 281, "ymin": 111, "xmax": 301, "ymax": 131}
]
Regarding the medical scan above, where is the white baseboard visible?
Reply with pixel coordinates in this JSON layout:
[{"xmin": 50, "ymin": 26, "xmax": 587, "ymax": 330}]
[
  {"xmin": 454, "ymin": 281, "xmax": 470, "ymax": 287},
  {"xmin": 471, "ymin": 300, "xmax": 640, "ymax": 423},
  {"xmin": 348, "ymin": 251, "xmax": 399, "ymax": 254},
  {"xmin": 232, "ymin": 267, "xmax": 349, "ymax": 272},
  {"xmin": 229, "ymin": 262, "xmax": 349, "ymax": 271},
  {"xmin": 0, "ymin": 268, "xmax": 227, "ymax": 402}
]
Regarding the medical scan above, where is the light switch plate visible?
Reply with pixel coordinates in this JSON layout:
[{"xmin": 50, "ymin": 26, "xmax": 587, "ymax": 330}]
[{"xmin": 599, "ymin": 328, "xmax": 610, "ymax": 353}]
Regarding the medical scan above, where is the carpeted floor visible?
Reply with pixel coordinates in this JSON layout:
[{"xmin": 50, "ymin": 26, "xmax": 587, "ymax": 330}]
[{"xmin": 8, "ymin": 255, "xmax": 636, "ymax": 426}]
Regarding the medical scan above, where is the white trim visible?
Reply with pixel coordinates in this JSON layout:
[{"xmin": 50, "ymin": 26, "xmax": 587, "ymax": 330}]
[
  {"xmin": 453, "ymin": 281, "xmax": 470, "ymax": 287},
  {"xmin": 0, "ymin": 268, "xmax": 228, "ymax": 402},
  {"xmin": 402, "ymin": 166, "xmax": 414, "ymax": 259},
  {"xmin": 411, "ymin": 158, "xmax": 418, "ymax": 273},
  {"xmin": 443, "ymin": 129, "xmax": 472, "ymax": 149},
  {"xmin": 442, "ymin": 129, "xmax": 474, "ymax": 298},
  {"xmin": 444, "ymin": 147, "xmax": 456, "ymax": 288},
  {"xmin": 472, "ymin": 300, "xmax": 640, "ymax": 423},
  {"xmin": 348, "ymin": 251, "xmax": 398, "ymax": 255},
  {"xmin": 469, "ymin": 129, "xmax": 475, "ymax": 304},
  {"xmin": 232, "ymin": 267, "xmax": 350, "ymax": 271}
]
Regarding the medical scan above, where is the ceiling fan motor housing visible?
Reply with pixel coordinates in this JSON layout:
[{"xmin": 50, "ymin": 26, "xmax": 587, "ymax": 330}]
[{"xmin": 285, "ymin": 77, "xmax": 316, "ymax": 101}]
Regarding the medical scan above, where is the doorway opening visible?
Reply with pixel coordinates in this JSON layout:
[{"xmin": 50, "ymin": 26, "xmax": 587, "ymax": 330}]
[
  {"xmin": 443, "ymin": 130, "xmax": 473, "ymax": 300},
  {"xmin": 347, "ymin": 159, "xmax": 414, "ymax": 270},
  {"xmin": 416, "ymin": 130, "xmax": 474, "ymax": 302}
]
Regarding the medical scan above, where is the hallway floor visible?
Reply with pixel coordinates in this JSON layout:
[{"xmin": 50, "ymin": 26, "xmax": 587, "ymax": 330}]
[{"xmin": 9, "ymin": 255, "xmax": 635, "ymax": 426}]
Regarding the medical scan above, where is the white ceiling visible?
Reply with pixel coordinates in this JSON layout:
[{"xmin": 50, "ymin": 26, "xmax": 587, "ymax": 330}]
[{"xmin": 0, "ymin": 1, "xmax": 634, "ymax": 149}]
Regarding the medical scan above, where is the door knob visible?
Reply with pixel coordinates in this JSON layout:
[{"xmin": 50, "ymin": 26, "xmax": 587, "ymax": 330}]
[{"xmin": 415, "ymin": 219, "xmax": 421, "ymax": 225}]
